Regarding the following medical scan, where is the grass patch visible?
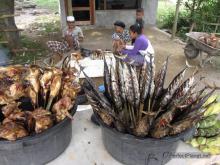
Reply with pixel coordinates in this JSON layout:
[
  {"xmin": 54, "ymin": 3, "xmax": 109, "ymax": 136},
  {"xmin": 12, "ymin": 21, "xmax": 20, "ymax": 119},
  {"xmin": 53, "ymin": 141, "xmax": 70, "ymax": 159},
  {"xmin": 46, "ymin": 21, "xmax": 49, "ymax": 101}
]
[
  {"xmin": 10, "ymin": 36, "xmax": 47, "ymax": 64},
  {"xmin": 33, "ymin": 0, "xmax": 59, "ymax": 12}
]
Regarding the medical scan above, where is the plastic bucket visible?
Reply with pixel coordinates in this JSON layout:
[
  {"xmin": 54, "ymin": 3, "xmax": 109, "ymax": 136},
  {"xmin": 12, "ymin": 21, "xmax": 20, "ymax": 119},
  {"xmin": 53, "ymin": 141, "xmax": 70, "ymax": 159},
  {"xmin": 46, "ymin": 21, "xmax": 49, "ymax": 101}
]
[
  {"xmin": 0, "ymin": 101, "xmax": 78, "ymax": 165},
  {"xmin": 99, "ymin": 118, "xmax": 195, "ymax": 165}
]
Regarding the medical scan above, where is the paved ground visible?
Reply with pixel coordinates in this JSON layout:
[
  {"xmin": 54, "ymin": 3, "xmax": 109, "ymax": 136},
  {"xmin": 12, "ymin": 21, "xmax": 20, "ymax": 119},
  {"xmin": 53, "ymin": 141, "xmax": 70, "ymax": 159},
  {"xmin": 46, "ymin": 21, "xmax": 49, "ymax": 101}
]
[{"xmin": 47, "ymin": 107, "xmax": 220, "ymax": 165}]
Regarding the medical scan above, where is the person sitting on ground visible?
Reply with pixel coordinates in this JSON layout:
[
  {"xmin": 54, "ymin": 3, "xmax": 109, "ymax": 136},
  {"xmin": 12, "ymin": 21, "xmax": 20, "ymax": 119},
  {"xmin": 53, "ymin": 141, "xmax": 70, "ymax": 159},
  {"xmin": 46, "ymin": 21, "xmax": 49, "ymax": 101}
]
[
  {"xmin": 112, "ymin": 20, "xmax": 131, "ymax": 53},
  {"xmin": 119, "ymin": 23, "xmax": 154, "ymax": 67},
  {"xmin": 47, "ymin": 16, "xmax": 84, "ymax": 57}
]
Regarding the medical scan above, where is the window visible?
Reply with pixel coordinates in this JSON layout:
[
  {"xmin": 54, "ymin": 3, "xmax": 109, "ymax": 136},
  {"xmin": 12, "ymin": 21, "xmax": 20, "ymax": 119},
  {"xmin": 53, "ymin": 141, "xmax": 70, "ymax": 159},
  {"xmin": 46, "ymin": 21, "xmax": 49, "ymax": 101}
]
[{"xmin": 96, "ymin": 0, "xmax": 142, "ymax": 10}]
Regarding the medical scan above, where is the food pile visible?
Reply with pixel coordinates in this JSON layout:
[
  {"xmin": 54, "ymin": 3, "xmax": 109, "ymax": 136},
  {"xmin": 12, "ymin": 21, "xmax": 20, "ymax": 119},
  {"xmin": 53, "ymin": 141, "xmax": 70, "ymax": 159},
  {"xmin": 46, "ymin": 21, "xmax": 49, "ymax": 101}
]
[
  {"xmin": 188, "ymin": 95, "xmax": 220, "ymax": 155},
  {"xmin": 84, "ymin": 55, "xmax": 215, "ymax": 138},
  {"xmin": 0, "ymin": 64, "xmax": 81, "ymax": 141},
  {"xmin": 198, "ymin": 33, "xmax": 220, "ymax": 48}
]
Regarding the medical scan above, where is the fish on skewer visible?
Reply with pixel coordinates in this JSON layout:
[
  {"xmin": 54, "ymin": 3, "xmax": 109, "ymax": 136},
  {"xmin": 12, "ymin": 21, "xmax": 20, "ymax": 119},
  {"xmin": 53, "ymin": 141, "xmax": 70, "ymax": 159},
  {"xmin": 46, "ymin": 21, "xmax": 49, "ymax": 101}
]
[
  {"xmin": 0, "ymin": 122, "xmax": 28, "ymax": 141},
  {"xmin": 142, "ymin": 54, "xmax": 155, "ymax": 113},
  {"xmin": 61, "ymin": 81, "xmax": 81, "ymax": 100},
  {"xmin": 27, "ymin": 86, "xmax": 38, "ymax": 107},
  {"xmin": 109, "ymin": 63, "xmax": 123, "ymax": 111},
  {"xmin": 81, "ymin": 67, "xmax": 113, "ymax": 111},
  {"xmin": 150, "ymin": 57, "xmax": 169, "ymax": 111},
  {"xmin": 0, "ymin": 65, "xmax": 26, "ymax": 81},
  {"xmin": 40, "ymin": 68, "xmax": 54, "ymax": 103},
  {"xmin": 5, "ymin": 82, "xmax": 27, "ymax": 100},
  {"xmin": 46, "ymin": 70, "xmax": 63, "ymax": 110},
  {"xmin": 25, "ymin": 65, "xmax": 41, "ymax": 106},
  {"xmin": 31, "ymin": 108, "xmax": 53, "ymax": 133},
  {"xmin": 1, "ymin": 102, "xmax": 21, "ymax": 117},
  {"xmin": 103, "ymin": 57, "xmax": 113, "ymax": 102},
  {"xmin": 85, "ymin": 88, "xmax": 114, "ymax": 126},
  {"xmin": 159, "ymin": 67, "xmax": 187, "ymax": 109},
  {"xmin": 52, "ymin": 96, "xmax": 73, "ymax": 122},
  {"xmin": 0, "ymin": 91, "xmax": 14, "ymax": 105}
]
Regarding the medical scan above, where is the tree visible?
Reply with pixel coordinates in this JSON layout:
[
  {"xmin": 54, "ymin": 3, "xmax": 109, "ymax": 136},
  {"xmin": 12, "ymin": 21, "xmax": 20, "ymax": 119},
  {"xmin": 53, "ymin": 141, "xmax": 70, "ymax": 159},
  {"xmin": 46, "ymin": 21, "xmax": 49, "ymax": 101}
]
[
  {"xmin": 0, "ymin": 0, "xmax": 20, "ymax": 49},
  {"xmin": 171, "ymin": 0, "xmax": 182, "ymax": 39}
]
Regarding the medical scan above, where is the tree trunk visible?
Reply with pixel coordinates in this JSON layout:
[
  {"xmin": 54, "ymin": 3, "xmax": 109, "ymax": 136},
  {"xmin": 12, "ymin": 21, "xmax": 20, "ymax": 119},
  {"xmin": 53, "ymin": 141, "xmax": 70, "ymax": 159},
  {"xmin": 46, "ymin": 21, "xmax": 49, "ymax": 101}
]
[
  {"xmin": 0, "ymin": 0, "xmax": 20, "ymax": 49},
  {"xmin": 171, "ymin": 0, "xmax": 182, "ymax": 40}
]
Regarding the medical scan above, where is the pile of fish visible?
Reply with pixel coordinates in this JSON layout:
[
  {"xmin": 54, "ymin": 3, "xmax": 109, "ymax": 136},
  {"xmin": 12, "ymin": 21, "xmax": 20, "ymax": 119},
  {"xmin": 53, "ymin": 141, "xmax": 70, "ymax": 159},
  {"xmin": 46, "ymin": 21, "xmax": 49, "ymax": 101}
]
[
  {"xmin": 0, "ymin": 64, "xmax": 81, "ymax": 141},
  {"xmin": 188, "ymin": 95, "xmax": 220, "ymax": 155},
  {"xmin": 198, "ymin": 33, "xmax": 220, "ymax": 48},
  {"xmin": 84, "ymin": 55, "xmax": 215, "ymax": 138}
]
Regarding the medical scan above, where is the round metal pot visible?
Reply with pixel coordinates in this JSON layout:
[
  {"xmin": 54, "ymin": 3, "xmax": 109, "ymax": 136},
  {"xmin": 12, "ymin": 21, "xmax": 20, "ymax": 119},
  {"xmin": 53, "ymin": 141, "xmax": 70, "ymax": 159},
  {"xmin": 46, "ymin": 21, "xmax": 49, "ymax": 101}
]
[{"xmin": 0, "ymin": 102, "xmax": 78, "ymax": 165}]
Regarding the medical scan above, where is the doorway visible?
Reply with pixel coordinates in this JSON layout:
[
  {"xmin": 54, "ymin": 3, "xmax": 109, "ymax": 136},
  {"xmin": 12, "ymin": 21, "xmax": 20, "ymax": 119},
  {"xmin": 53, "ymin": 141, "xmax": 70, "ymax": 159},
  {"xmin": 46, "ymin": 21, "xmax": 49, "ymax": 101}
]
[{"xmin": 72, "ymin": 0, "xmax": 95, "ymax": 25}]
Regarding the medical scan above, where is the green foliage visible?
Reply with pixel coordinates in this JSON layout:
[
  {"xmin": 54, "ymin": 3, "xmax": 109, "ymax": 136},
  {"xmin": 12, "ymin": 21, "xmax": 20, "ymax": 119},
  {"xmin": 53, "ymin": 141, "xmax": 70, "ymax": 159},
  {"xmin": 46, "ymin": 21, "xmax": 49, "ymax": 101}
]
[
  {"xmin": 157, "ymin": 0, "xmax": 176, "ymax": 28},
  {"xmin": 184, "ymin": 0, "xmax": 220, "ymax": 28},
  {"xmin": 157, "ymin": 0, "xmax": 220, "ymax": 40},
  {"xmin": 10, "ymin": 36, "xmax": 47, "ymax": 65}
]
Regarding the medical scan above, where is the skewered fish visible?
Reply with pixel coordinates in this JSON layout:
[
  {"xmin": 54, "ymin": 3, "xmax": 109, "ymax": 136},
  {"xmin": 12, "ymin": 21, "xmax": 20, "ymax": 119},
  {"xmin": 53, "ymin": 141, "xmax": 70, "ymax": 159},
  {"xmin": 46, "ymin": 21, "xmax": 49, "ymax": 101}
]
[
  {"xmin": 46, "ymin": 70, "xmax": 62, "ymax": 110},
  {"xmin": 40, "ymin": 68, "xmax": 54, "ymax": 103},
  {"xmin": 31, "ymin": 108, "xmax": 53, "ymax": 133},
  {"xmin": 5, "ymin": 82, "xmax": 26, "ymax": 100},
  {"xmin": 83, "ymin": 55, "xmax": 215, "ymax": 138},
  {"xmin": 52, "ymin": 96, "xmax": 73, "ymax": 122},
  {"xmin": 0, "ymin": 64, "xmax": 80, "ymax": 141},
  {"xmin": 0, "ymin": 122, "xmax": 28, "ymax": 141}
]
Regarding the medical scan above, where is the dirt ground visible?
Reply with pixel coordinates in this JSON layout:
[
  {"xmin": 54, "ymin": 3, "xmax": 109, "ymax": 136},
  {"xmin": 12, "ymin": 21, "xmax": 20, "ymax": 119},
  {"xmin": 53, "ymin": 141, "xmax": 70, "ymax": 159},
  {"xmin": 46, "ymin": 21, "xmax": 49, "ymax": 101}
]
[
  {"xmin": 14, "ymin": 8, "xmax": 220, "ymax": 93},
  {"xmin": 81, "ymin": 27, "xmax": 220, "ymax": 93}
]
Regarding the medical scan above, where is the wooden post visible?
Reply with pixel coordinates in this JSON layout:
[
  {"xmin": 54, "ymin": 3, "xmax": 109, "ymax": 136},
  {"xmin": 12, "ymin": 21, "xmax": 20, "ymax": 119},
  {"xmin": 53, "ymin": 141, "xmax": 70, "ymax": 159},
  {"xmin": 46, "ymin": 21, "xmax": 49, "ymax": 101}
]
[
  {"xmin": 67, "ymin": 0, "xmax": 73, "ymax": 16},
  {"xmin": 0, "ymin": 0, "xmax": 20, "ymax": 49},
  {"xmin": 171, "ymin": 0, "xmax": 182, "ymax": 40},
  {"xmin": 90, "ymin": 0, "xmax": 95, "ymax": 25}
]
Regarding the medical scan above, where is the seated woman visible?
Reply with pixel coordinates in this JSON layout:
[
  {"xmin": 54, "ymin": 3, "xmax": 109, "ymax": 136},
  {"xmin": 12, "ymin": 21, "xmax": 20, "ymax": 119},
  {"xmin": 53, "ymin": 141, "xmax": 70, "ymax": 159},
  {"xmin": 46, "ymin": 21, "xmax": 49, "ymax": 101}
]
[
  {"xmin": 47, "ymin": 16, "xmax": 84, "ymax": 57},
  {"xmin": 119, "ymin": 23, "xmax": 154, "ymax": 66},
  {"xmin": 112, "ymin": 21, "xmax": 131, "ymax": 53}
]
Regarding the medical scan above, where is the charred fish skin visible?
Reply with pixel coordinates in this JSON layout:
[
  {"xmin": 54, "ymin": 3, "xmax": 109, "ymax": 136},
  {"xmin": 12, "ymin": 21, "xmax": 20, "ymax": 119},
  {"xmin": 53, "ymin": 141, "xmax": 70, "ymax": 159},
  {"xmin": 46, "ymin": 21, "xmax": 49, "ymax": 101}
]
[
  {"xmin": 143, "ymin": 54, "xmax": 155, "ymax": 114},
  {"xmin": 118, "ymin": 61, "xmax": 126, "ymax": 102},
  {"xmin": 160, "ymin": 67, "xmax": 187, "ymax": 108},
  {"xmin": 109, "ymin": 62, "xmax": 123, "ymax": 111},
  {"xmin": 151, "ymin": 57, "xmax": 169, "ymax": 108},
  {"xmin": 103, "ymin": 56, "xmax": 113, "ymax": 102},
  {"xmin": 82, "ymin": 54, "xmax": 215, "ymax": 139},
  {"xmin": 139, "ymin": 59, "xmax": 148, "ymax": 103}
]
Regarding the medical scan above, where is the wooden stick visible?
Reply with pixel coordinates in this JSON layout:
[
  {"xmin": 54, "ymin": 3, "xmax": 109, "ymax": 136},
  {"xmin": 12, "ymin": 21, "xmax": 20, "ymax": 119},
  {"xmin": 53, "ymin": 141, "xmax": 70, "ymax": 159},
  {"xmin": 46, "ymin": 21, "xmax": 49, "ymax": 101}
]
[
  {"xmin": 0, "ymin": 41, "xmax": 8, "ymax": 44},
  {"xmin": 0, "ymin": 29, "xmax": 23, "ymax": 32},
  {"xmin": 0, "ymin": 14, "xmax": 19, "ymax": 19},
  {"xmin": 11, "ymin": 48, "xmax": 42, "ymax": 53}
]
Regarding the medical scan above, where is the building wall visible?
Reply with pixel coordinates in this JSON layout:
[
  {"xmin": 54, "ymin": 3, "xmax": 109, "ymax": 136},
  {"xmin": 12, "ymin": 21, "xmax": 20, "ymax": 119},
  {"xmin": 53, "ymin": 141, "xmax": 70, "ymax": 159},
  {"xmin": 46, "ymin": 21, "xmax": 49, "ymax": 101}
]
[
  {"xmin": 143, "ymin": 0, "xmax": 158, "ymax": 26},
  {"xmin": 95, "ymin": 10, "xmax": 136, "ymax": 28},
  {"xmin": 59, "ymin": 0, "xmax": 158, "ymax": 28},
  {"xmin": 95, "ymin": 0, "xmax": 158, "ymax": 27}
]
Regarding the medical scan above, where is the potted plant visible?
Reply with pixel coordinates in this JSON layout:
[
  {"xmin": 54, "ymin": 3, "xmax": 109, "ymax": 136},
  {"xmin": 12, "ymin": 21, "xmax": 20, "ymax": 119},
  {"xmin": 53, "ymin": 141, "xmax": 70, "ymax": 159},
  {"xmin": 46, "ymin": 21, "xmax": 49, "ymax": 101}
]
[{"xmin": 83, "ymin": 55, "xmax": 215, "ymax": 165}]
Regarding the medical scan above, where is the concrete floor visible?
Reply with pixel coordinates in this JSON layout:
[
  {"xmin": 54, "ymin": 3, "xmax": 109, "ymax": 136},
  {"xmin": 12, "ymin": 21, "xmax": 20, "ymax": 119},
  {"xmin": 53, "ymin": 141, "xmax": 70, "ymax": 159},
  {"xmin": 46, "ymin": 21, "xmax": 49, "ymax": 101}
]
[{"xmin": 48, "ymin": 106, "xmax": 220, "ymax": 165}]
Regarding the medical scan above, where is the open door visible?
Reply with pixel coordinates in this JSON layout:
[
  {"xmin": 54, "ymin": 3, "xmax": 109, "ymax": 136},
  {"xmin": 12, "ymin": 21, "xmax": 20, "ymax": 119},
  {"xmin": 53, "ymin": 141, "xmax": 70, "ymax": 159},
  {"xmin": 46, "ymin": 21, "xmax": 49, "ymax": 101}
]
[{"xmin": 72, "ymin": 0, "xmax": 95, "ymax": 25}]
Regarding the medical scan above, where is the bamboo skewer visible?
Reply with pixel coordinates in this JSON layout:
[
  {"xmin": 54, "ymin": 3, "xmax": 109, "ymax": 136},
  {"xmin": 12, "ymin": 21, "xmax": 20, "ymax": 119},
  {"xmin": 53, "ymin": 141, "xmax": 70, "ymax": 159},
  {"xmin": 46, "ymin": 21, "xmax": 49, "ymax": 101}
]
[
  {"xmin": 0, "ymin": 29, "xmax": 23, "ymax": 32},
  {"xmin": 0, "ymin": 14, "xmax": 19, "ymax": 19}
]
